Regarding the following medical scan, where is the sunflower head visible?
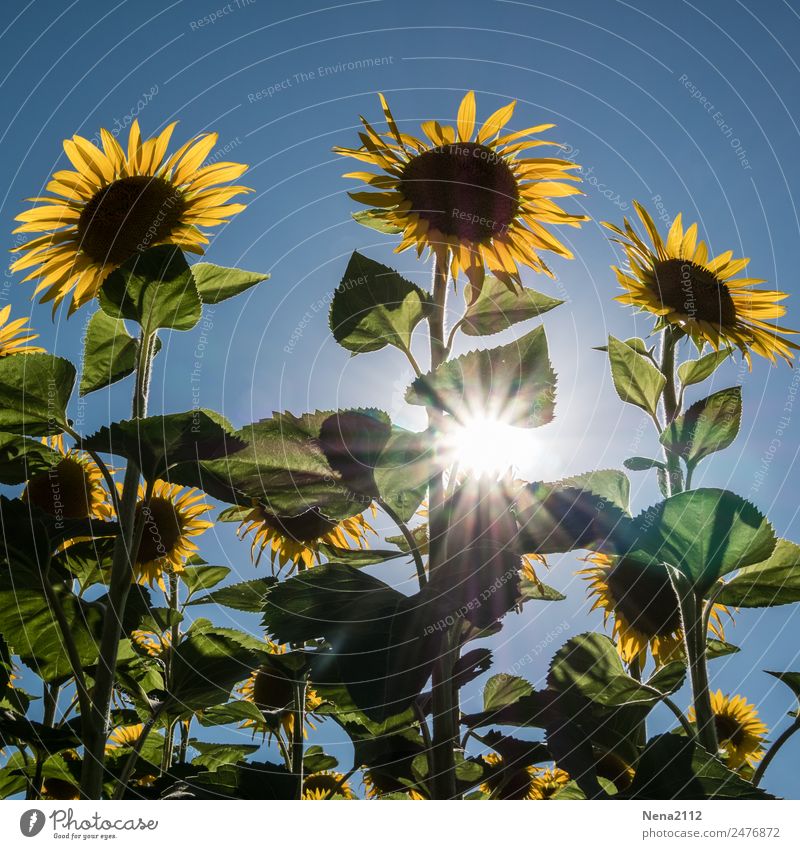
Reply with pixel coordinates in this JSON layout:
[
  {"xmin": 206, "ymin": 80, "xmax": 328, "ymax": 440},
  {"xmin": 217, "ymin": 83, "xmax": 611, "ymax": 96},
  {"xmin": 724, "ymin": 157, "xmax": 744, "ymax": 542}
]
[
  {"xmin": 0, "ymin": 305, "xmax": 45, "ymax": 356},
  {"xmin": 24, "ymin": 434, "xmax": 112, "ymax": 521},
  {"xmin": 133, "ymin": 480, "xmax": 212, "ymax": 588},
  {"xmin": 580, "ymin": 552, "xmax": 728, "ymax": 667},
  {"xmin": 105, "ymin": 724, "xmax": 144, "ymax": 752},
  {"xmin": 237, "ymin": 642, "xmax": 322, "ymax": 738},
  {"xmin": 131, "ymin": 627, "xmax": 172, "ymax": 658},
  {"xmin": 237, "ymin": 503, "xmax": 373, "ymax": 572},
  {"xmin": 689, "ymin": 690, "xmax": 768, "ymax": 769},
  {"xmin": 302, "ymin": 771, "xmax": 355, "ymax": 800},
  {"xmin": 480, "ymin": 754, "xmax": 569, "ymax": 799},
  {"xmin": 12, "ymin": 120, "xmax": 251, "ymax": 314},
  {"xmin": 335, "ymin": 91, "xmax": 587, "ymax": 300},
  {"xmin": 603, "ymin": 202, "xmax": 799, "ymax": 365}
]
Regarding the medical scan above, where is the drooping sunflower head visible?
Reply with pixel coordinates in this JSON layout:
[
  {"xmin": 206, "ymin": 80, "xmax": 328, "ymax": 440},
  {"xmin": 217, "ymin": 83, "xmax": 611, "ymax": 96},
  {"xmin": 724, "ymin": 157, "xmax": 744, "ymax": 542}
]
[
  {"xmin": 105, "ymin": 724, "xmax": 144, "ymax": 752},
  {"xmin": 237, "ymin": 642, "xmax": 322, "ymax": 739},
  {"xmin": 479, "ymin": 752, "xmax": 541, "ymax": 800},
  {"xmin": 335, "ymin": 91, "xmax": 587, "ymax": 299},
  {"xmin": 237, "ymin": 503, "xmax": 374, "ymax": 573},
  {"xmin": 11, "ymin": 120, "xmax": 251, "ymax": 314},
  {"xmin": 580, "ymin": 552, "xmax": 728, "ymax": 667},
  {"xmin": 131, "ymin": 627, "xmax": 172, "ymax": 658},
  {"xmin": 603, "ymin": 202, "xmax": 799, "ymax": 365},
  {"xmin": 302, "ymin": 771, "xmax": 356, "ymax": 800},
  {"xmin": 688, "ymin": 690, "xmax": 768, "ymax": 769},
  {"xmin": 132, "ymin": 480, "xmax": 212, "ymax": 589},
  {"xmin": 24, "ymin": 434, "xmax": 113, "ymax": 521},
  {"xmin": 0, "ymin": 305, "xmax": 45, "ymax": 356}
]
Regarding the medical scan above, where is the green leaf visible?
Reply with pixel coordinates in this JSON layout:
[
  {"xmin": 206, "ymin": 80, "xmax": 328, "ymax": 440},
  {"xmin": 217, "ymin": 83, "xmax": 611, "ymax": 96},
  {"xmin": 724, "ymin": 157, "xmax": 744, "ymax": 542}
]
[
  {"xmin": 84, "ymin": 409, "xmax": 243, "ymax": 482},
  {"xmin": 483, "ymin": 674, "xmax": 533, "ymax": 711},
  {"xmin": 99, "ymin": 245, "xmax": 201, "ymax": 332},
  {"xmin": 765, "ymin": 670, "xmax": 800, "ymax": 709},
  {"xmin": 190, "ymin": 741, "xmax": 260, "ymax": 771},
  {"xmin": 0, "ymin": 432, "xmax": 61, "ymax": 484},
  {"xmin": 661, "ymin": 387, "xmax": 741, "ymax": 467},
  {"xmin": 186, "ymin": 577, "xmax": 277, "ymax": 612},
  {"xmin": 303, "ymin": 745, "xmax": 339, "ymax": 773},
  {"xmin": 190, "ymin": 262, "xmax": 270, "ymax": 304},
  {"xmin": 514, "ymin": 470, "xmax": 634, "ymax": 555},
  {"xmin": 264, "ymin": 564, "xmax": 438, "ymax": 721},
  {"xmin": 79, "ymin": 309, "xmax": 159, "ymax": 396},
  {"xmin": 164, "ymin": 629, "xmax": 255, "ymax": 714},
  {"xmin": 352, "ymin": 208, "xmax": 404, "ymax": 234},
  {"xmin": 707, "ymin": 639, "xmax": 740, "ymax": 660},
  {"xmin": 623, "ymin": 456, "xmax": 665, "ymax": 472},
  {"xmin": 547, "ymin": 633, "xmax": 679, "ymax": 708},
  {"xmin": 0, "ymin": 354, "xmax": 75, "ymax": 435},
  {"xmin": 716, "ymin": 539, "xmax": 800, "ymax": 608},
  {"xmin": 594, "ymin": 337, "xmax": 652, "ymax": 357},
  {"xmin": 373, "ymin": 426, "xmax": 434, "ymax": 521},
  {"xmin": 628, "ymin": 734, "xmax": 773, "ymax": 799},
  {"xmin": 195, "ymin": 700, "xmax": 266, "ymax": 728},
  {"xmin": 460, "ymin": 277, "xmax": 563, "ymax": 336},
  {"xmin": 316, "ymin": 543, "xmax": 406, "ymax": 567},
  {"xmin": 181, "ymin": 564, "xmax": 232, "ymax": 596},
  {"xmin": 172, "ymin": 411, "xmax": 366, "ymax": 518},
  {"xmin": 518, "ymin": 577, "xmax": 566, "ymax": 602},
  {"xmin": 186, "ymin": 761, "xmax": 295, "ymax": 800},
  {"xmin": 330, "ymin": 251, "xmax": 428, "ymax": 354},
  {"xmin": 629, "ymin": 489, "xmax": 776, "ymax": 593},
  {"xmin": 0, "ymin": 574, "xmax": 102, "ymax": 682},
  {"xmin": 678, "ymin": 350, "xmax": 730, "ymax": 387},
  {"xmin": 607, "ymin": 335, "xmax": 665, "ymax": 418},
  {"xmin": 407, "ymin": 324, "xmax": 556, "ymax": 427},
  {"xmin": 646, "ymin": 661, "xmax": 686, "ymax": 695}
]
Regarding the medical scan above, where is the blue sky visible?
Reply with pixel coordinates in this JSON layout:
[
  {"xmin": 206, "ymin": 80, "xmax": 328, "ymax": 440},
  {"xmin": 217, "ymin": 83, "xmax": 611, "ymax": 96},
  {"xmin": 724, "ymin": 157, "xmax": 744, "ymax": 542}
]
[{"xmin": 2, "ymin": 0, "xmax": 800, "ymax": 797}]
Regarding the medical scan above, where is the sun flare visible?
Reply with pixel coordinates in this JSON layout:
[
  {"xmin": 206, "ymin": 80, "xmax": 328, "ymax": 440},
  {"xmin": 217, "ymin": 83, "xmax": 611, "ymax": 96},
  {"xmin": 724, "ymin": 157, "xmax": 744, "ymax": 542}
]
[{"xmin": 443, "ymin": 415, "xmax": 534, "ymax": 476}]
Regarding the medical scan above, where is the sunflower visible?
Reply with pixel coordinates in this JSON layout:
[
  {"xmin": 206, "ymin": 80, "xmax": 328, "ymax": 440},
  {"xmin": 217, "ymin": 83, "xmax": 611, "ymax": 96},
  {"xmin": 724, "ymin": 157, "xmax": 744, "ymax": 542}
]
[
  {"xmin": 688, "ymin": 691, "xmax": 768, "ymax": 769},
  {"xmin": 480, "ymin": 754, "xmax": 569, "ymax": 800},
  {"xmin": 133, "ymin": 480, "xmax": 212, "ymax": 589},
  {"xmin": 302, "ymin": 771, "xmax": 356, "ymax": 800},
  {"xmin": 362, "ymin": 771, "xmax": 426, "ymax": 800},
  {"xmin": 0, "ymin": 305, "xmax": 45, "ymax": 356},
  {"xmin": 41, "ymin": 750, "xmax": 81, "ymax": 800},
  {"xmin": 237, "ymin": 642, "xmax": 322, "ymax": 739},
  {"xmin": 335, "ymin": 91, "xmax": 586, "ymax": 299},
  {"xmin": 11, "ymin": 120, "xmax": 251, "ymax": 314},
  {"xmin": 131, "ymin": 627, "xmax": 172, "ymax": 658},
  {"xmin": 603, "ymin": 202, "xmax": 799, "ymax": 365},
  {"xmin": 24, "ymin": 434, "xmax": 113, "ymax": 521},
  {"xmin": 105, "ymin": 724, "xmax": 143, "ymax": 752},
  {"xmin": 580, "ymin": 552, "xmax": 729, "ymax": 667},
  {"xmin": 237, "ymin": 503, "xmax": 374, "ymax": 572}
]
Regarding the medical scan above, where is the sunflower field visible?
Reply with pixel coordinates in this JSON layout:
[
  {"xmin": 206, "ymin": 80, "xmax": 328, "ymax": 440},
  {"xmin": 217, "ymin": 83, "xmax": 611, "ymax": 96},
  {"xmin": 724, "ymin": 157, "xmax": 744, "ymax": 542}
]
[{"xmin": 1, "ymin": 86, "xmax": 799, "ymax": 804}]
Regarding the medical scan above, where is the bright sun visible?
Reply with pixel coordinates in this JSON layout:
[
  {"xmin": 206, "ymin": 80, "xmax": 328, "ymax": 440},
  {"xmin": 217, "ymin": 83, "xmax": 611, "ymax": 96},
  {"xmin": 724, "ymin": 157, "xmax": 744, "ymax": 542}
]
[{"xmin": 444, "ymin": 415, "xmax": 534, "ymax": 477}]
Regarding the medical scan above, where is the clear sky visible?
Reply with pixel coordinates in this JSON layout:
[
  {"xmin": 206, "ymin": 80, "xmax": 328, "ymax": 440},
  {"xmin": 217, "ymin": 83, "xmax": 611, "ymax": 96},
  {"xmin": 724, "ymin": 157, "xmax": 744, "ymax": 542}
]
[{"xmin": 2, "ymin": 0, "xmax": 800, "ymax": 797}]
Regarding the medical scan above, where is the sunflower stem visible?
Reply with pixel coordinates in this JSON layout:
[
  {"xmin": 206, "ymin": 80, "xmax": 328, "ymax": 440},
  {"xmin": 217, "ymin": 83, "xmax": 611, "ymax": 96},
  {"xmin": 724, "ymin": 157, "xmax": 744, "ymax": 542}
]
[
  {"xmin": 752, "ymin": 716, "xmax": 800, "ymax": 787},
  {"xmin": 428, "ymin": 251, "xmax": 459, "ymax": 800},
  {"xmin": 80, "ymin": 329, "xmax": 157, "ymax": 799},
  {"xmin": 292, "ymin": 678, "xmax": 307, "ymax": 799},
  {"xmin": 379, "ymin": 499, "xmax": 426, "ymax": 588},
  {"xmin": 682, "ymin": 585, "xmax": 718, "ymax": 755},
  {"xmin": 659, "ymin": 327, "xmax": 684, "ymax": 496}
]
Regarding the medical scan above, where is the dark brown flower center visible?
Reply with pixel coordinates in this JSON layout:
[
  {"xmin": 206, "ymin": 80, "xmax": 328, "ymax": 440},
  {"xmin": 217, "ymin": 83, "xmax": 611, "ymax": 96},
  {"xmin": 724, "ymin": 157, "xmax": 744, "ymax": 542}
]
[
  {"xmin": 605, "ymin": 558, "xmax": 682, "ymax": 638},
  {"xmin": 25, "ymin": 457, "xmax": 93, "ymax": 519},
  {"xmin": 252, "ymin": 657, "xmax": 293, "ymax": 713},
  {"xmin": 135, "ymin": 496, "xmax": 182, "ymax": 564},
  {"xmin": 399, "ymin": 143, "xmax": 519, "ymax": 242},
  {"xmin": 261, "ymin": 508, "xmax": 338, "ymax": 543},
  {"xmin": 714, "ymin": 713, "xmax": 744, "ymax": 746},
  {"xmin": 78, "ymin": 176, "xmax": 185, "ymax": 265},
  {"xmin": 652, "ymin": 259, "xmax": 736, "ymax": 325}
]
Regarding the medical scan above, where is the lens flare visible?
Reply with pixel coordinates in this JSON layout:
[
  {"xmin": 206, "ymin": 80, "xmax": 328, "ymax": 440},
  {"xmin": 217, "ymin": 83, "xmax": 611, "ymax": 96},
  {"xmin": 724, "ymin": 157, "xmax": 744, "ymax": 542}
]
[{"xmin": 444, "ymin": 415, "xmax": 533, "ymax": 476}]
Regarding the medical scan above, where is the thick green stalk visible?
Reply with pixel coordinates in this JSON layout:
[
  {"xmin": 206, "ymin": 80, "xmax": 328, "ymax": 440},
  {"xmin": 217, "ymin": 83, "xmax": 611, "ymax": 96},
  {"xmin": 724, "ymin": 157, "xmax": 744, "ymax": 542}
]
[
  {"xmin": 80, "ymin": 330, "xmax": 156, "ymax": 798},
  {"xmin": 427, "ymin": 253, "xmax": 459, "ymax": 800},
  {"xmin": 682, "ymin": 587, "xmax": 718, "ymax": 755},
  {"xmin": 659, "ymin": 328, "xmax": 683, "ymax": 495},
  {"xmin": 753, "ymin": 717, "xmax": 800, "ymax": 786},
  {"xmin": 292, "ymin": 679, "xmax": 307, "ymax": 799}
]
